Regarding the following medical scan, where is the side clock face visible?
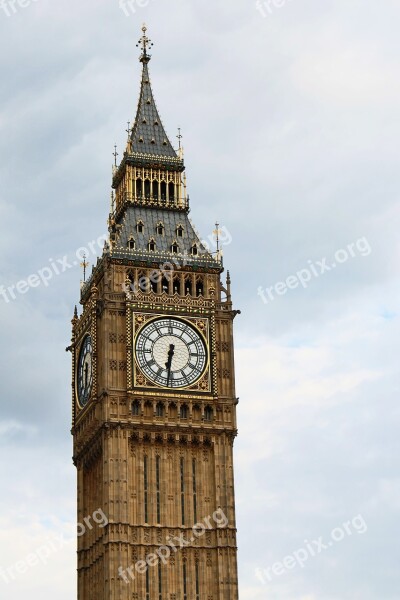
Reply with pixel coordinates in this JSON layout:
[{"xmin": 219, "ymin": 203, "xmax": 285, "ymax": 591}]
[
  {"xmin": 77, "ymin": 335, "xmax": 93, "ymax": 407},
  {"xmin": 135, "ymin": 317, "xmax": 207, "ymax": 388}
]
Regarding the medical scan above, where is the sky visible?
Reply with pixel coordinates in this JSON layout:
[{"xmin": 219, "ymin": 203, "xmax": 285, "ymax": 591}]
[{"xmin": 0, "ymin": 0, "xmax": 399, "ymax": 598}]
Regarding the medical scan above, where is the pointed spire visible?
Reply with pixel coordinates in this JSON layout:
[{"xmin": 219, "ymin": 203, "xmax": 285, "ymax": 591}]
[{"xmin": 129, "ymin": 26, "xmax": 178, "ymax": 160}]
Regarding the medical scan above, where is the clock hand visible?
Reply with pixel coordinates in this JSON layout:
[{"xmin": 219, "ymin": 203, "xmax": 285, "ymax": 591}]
[
  {"xmin": 84, "ymin": 363, "xmax": 89, "ymax": 389},
  {"xmin": 165, "ymin": 344, "xmax": 175, "ymax": 387}
]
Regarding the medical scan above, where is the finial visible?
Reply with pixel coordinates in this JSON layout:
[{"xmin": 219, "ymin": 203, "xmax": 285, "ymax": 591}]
[
  {"xmin": 110, "ymin": 190, "xmax": 115, "ymax": 214},
  {"xmin": 126, "ymin": 121, "xmax": 131, "ymax": 140},
  {"xmin": 113, "ymin": 144, "xmax": 119, "ymax": 167},
  {"xmin": 74, "ymin": 305, "xmax": 78, "ymax": 318},
  {"xmin": 137, "ymin": 23, "xmax": 153, "ymax": 62},
  {"xmin": 214, "ymin": 222, "xmax": 220, "ymax": 254},
  {"xmin": 177, "ymin": 127, "xmax": 183, "ymax": 150},
  {"xmin": 80, "ymin": 254, "xmax": 90, "ymax": 283}
]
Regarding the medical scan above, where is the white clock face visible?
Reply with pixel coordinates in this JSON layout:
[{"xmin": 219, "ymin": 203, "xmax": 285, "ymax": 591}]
[
  {"xmin": 77, "ymin": 335, "xmax": 93, "ymax": 407},
  {"xmin": 135, "ymin": 318, "xmax": 207, "ymax": 388}
]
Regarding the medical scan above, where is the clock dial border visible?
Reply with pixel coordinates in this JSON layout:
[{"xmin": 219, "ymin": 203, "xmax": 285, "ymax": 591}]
[
  {"xmin": 76, "ymin": 333, "xmax": 93, "ymax": 409},
  {"xmin": 133, "ymin": 313, "xmax": 211, "ymax": 392}
]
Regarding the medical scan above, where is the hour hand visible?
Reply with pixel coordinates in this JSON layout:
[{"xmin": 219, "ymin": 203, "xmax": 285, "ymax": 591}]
[{"xmin": 165, "ymin": 344, "xmax": 175, "ymax": 386}]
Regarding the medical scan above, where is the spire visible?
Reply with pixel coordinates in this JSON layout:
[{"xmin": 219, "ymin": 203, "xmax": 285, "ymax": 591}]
[{"xmin": 129, "ymin": 25, "xmax": 178, "ymax": 160}]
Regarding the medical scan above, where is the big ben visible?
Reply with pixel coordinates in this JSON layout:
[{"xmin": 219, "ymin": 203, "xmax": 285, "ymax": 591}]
[{"xmin": 70, "ymin": 26, "xmax": 240, "ymax": 600}]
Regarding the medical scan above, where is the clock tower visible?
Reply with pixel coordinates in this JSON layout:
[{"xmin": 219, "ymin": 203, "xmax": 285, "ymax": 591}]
[{"xmin": 71, "ymin": 26, "xmax": 240, "ymax": 600}]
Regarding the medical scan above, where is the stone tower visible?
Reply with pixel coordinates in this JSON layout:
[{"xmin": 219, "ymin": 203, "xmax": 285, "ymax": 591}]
[{"xmin": 71, "ymin": 26, "xmax": 240, "ymax": 600}]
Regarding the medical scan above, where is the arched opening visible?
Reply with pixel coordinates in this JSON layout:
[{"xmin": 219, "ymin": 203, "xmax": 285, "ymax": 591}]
[
  {"xmin": 152, "ymin": 180, "xmax": 159, "ymax": 200},
  {"xmin": 136, "ymin": 220, "xmax": 144, "ymax": 234},
  {"xmin": 180, "ymin": 404, "xmax": 188, "ymax": 419},
  {"xmin": 161, "ymin": 277, "xmax": 169, "ymax": 294},
  {"xmin": 156, "ymin": 222, "xmax": 164, "ymax": 236},
  {"xmin": 173, "ymin": 276, "xmax": 181, "ymax": 295},
  {"xmin": 171, "ymin": 242, "xmax": 179, "ymax": 254},
  {"xmin": 168, "ymin": 182, "xmax": 175, "ymax": 202},
  {"xmin": 132, "ymin": 400, "xmax": 140, "ymax": 416},
  {"xmin": 148, "ymin": 239, "xmax": 156, "ymax": 252},
  {"xmin": 160, "ymin": 181, "xmax": 167, "ymax": 201},
  {"xmin": 185, "ymin": 277, "xmax": 192, "ymax": 296},
  {"xmin": 204, "ymin": 406, "xmax": 213, "ymax": 422},
  {"xmin": 150, "ymin": 276, "xmax": 157, "ymax": 293},
  {"xmin": 144, "ymin": 179, "xmax": 151, "ymax": 198},
  {"xmin": 136, "ymin": 179, "xmax": 143, "ymax": 198},
  {"xmin": 196, "ymin": 278, "xmax": 204, "ymax": 297},
  {"xmin": 128, "ymin": 237, "xmax": 135, "ymax": 251},
  {"xmin": 176, "ymin": 225, "xmax": 184, "ymax": 238},
  {"xmin": 156, "ymin": 402, "xmax": 165, "ymax": 417},
  {"xmin": 191, "ymin": 244, "xmax": 198, "ymax": 256}
]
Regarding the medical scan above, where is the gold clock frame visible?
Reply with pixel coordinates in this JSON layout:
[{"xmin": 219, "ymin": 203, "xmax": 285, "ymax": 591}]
[{"xmin": 132, "ymin": 312, "xmax": 211, "ymax": 392}]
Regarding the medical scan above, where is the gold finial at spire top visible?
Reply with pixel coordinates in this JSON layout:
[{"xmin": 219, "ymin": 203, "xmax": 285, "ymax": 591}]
[{"xmin": 137, "ymin": 23, "xmax": 153, "ymax": 61}]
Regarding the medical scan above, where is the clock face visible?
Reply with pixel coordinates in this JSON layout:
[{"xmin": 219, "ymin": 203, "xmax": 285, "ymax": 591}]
[
  {"xmin": 77, "ymin": 335, "xmax": 93, "ymax": 407},
  {"xmin": 135, "ymin": 317, "xmax": 207, "ymax": 388}
]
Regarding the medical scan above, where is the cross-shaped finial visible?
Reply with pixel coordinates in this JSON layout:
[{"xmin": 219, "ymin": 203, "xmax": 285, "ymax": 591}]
[
  {"xmin": 177, "ymin": 127, "xmax": 183, "ymax": 150},
  {"xmin": 137, "ymin": 23, "xmax": 153, "ymax": 59},
  {"xmin": 113, "ymin": 144, "xmax": 119, "ymax": 167},
  {"xmin": 80, "ymin": 254, "xmax": 90, "ymax": 283},
  {"xmin": 126, "ymin": 121, "xmax": 131, "ymax": 140}
]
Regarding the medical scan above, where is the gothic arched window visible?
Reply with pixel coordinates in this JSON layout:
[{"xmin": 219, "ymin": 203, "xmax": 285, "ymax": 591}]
[
  {"xmin": 161, "ymin": 181, "xmax": 167, "ymax": 201},
  {"xmin": 152, "ymin": 180, "xmax": 159, "ymax": 200},
  {"xmin": 148, "ymin": 239, "xmax": 156, "ymax": 252},
  {"xmin": 132, "ymin": 400, "xmax": 140, "ymax": 416},
  {"xmin": 156, "ymin": 402, "xmax": 165, "ymax": 417},
  {"xmin": 136, "ymin": 179, "xmax": 143, "ymax": 198},
  {"xmin": 136, "ymin": 220, "xmax": 144, "ymax": 234},
  {"xmin": 168, "ymin": 182, "xmax": 175, "ymax": 201},
  {"xmin": 196, "ymin": 278, "xmax": 204, "ymax": 297},
  {"xmin": 180, "ymin": 404, "xmax": 188, "ymax": 419},
  {"xmin": 144, "ymin": 179, "xmax": 151, "ymax": 198},
  {"xmin": 204, "ymin": 406, "xmax": 213, "ymax": 422}
]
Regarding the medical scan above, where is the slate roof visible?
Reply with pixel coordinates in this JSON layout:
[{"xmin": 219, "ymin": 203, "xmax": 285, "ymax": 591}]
[
  {"xmin": 111, "ymin": 206, "xmax": 221, "ymax": 270},
  {"xmin": 129, "ymin": 58, "xmax": 177, "ymax": 159}
]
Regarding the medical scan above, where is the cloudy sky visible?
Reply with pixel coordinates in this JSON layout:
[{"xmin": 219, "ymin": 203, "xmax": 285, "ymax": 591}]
[{"xmin": 0, "ymin": 0, "xmax": 399, "ymax": 598}]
